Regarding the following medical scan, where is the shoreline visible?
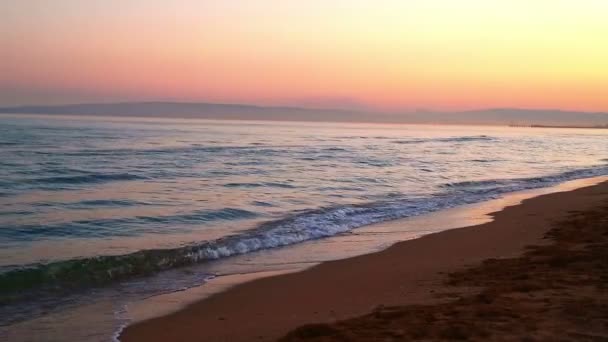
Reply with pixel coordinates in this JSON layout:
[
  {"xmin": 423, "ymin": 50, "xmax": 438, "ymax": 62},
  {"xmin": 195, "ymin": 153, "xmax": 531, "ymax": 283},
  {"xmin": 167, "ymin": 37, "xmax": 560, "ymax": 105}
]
[
  {"xmin": 282, "ymin": 182, "xmax": 608, "ymax": 341},
  {"xmin": 120, "ymin": 179, "xmax": 608, "ymax": 341}
]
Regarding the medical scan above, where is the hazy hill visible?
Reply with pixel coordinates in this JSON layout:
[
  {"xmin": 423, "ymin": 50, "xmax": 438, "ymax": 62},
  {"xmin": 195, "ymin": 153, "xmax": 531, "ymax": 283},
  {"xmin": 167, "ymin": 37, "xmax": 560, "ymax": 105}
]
[{"xmin": 1, "ymin": 102, "xmax": 607, "ymax": 126}]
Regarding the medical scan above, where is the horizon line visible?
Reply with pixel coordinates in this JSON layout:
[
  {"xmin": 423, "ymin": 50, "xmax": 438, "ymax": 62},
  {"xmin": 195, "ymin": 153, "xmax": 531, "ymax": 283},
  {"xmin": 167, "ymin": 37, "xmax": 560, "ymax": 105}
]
[{"xmin": 1, "ymin": 100, "xmax": 607, "ymax": 116}]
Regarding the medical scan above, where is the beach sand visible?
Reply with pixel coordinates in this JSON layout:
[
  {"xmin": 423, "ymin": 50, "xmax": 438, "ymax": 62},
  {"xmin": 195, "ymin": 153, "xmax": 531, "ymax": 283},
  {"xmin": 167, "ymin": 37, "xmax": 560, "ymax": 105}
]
[{"xmin": 121, "ymin": 181, "xmax": 608, "ymax": 341}]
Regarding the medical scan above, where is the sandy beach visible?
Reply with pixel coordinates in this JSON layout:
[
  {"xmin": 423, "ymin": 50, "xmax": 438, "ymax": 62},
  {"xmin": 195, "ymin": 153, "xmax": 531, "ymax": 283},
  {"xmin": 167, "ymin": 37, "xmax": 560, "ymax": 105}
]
[{"xmin": 120, "ymin": 181, "xmax": 608, "ymax": 341}]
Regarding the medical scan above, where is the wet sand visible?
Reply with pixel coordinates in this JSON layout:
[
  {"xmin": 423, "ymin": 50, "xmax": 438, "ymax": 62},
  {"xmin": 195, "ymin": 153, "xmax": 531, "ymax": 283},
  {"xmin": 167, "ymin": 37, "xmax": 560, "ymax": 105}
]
[{"xmin": 121, "ymin": 181, "xmax": 608, "ymax": 341}]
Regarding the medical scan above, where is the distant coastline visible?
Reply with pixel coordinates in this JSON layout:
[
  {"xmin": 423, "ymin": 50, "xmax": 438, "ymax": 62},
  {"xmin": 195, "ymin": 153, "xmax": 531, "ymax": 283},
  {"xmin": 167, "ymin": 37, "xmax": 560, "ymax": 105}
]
[
  {"xmin": 510, "ymin": 124, "xmax": 608, "ymax": 129},
  {"xmin": 1, "ymin": 102, "xmax": 608, "ymax": 127}
]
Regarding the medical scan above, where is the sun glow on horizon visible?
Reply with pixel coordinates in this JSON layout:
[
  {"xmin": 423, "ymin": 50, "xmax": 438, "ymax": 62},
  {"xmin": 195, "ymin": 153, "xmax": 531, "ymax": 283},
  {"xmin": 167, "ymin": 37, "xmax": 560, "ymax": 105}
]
[{"xmin": 2, "ymin": 0, "xmax": 608, "ymax": 112}]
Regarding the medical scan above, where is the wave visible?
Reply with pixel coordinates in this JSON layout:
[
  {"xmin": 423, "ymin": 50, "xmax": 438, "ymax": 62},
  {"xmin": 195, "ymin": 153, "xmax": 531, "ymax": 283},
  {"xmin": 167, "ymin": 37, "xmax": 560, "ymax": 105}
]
[
  {"xmin": 0, "ymin": 208, "xmax": 259, "ymax": 241},
  {"xmin": 67, "ymin": 199, "xmax": 143, "ymax": 207},
  {"xmin": 442, "ymin": 165, "xmax": 608, "ymax": 194},
  {"xmin": 1, "ymin": 164, "xmax": 607, "ymax": 304},
  {"xmin": 322, "ymin": 147, "xmax": 349, "ymax": 152},
  {"xmin": 31, "ymin": 145, "xmax": 288, "ymax": 158},
  {"xmin": 392, "ymin": 135, "xmax": 495, "ymax": 145},
  {"xmin": 469, "ymin": 159, "xmax": 501, "ymax": 163},
  {"xmin": 24, "ymin": 173, "xmax": 145, "ymax": 185},
  {"xmin": 0, "ymin": 202, "xmax": 428, "ymax": 303},
  {"xmin": 224, "ymin": 182, "xmax": 296, "ymax": 189}
]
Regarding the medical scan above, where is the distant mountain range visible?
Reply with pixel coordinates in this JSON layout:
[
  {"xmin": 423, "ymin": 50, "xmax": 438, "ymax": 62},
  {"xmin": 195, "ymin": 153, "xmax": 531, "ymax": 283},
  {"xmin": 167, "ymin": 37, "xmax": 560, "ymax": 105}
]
[{"xmin": 1, "ymin": 102, "xmax": 607, "ymax": 126}]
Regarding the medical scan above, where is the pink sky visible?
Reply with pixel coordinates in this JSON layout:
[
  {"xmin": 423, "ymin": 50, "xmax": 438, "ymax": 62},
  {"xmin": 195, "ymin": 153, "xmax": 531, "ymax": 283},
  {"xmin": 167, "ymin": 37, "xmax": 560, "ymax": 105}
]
[{"xmin": 2, "ymin": 1, "xmax": 607, "ymax": 112}]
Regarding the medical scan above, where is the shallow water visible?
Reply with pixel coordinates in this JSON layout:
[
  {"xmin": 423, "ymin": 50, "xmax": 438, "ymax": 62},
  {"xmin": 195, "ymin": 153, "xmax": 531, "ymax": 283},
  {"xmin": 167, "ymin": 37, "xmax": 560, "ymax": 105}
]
[{"xmin": 0, "ymin": 114, "xmax": 606, "ymax": 341}]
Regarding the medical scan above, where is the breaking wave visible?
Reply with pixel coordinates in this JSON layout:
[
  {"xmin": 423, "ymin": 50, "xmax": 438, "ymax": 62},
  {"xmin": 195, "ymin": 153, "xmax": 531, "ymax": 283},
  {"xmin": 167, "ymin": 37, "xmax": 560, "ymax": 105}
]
[{"xmin": 1, "ymin": 164, "xmax": 606, "ymax": 304}]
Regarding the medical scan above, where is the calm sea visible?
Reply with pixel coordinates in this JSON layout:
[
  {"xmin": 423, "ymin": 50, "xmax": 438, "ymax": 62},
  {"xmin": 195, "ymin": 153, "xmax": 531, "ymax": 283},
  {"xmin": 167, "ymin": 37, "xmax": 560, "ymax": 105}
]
[{"xmin": 0, "ymin": 114, "xmax": 606, "ymax": 340}]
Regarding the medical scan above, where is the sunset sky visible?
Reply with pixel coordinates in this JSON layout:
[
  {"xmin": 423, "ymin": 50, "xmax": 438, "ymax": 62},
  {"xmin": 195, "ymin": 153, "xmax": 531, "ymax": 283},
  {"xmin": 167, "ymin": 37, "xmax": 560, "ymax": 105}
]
[{"xmin": 2, "ymin": 0, "xmax": 607, "ymax": 111}]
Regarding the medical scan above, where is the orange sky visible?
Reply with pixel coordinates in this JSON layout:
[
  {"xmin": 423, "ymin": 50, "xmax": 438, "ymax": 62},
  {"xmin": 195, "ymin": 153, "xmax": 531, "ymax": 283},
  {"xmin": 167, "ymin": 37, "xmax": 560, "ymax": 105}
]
[{"xmin": 1, "ymin": 1, "xmax": 607, "ymax": 111}]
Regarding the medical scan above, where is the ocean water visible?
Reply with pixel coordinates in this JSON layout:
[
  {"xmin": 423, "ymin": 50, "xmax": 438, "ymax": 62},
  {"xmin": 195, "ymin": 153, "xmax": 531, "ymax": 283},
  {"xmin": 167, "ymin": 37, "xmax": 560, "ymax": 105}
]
[{"xmin": 0, "ymin": 114, "xmax": 607, "ymax": 340}]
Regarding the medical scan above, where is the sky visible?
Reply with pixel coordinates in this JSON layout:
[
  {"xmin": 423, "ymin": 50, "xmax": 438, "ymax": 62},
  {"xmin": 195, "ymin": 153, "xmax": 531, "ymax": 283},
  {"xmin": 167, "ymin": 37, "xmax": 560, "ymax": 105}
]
[{"xmin": 1, "ymin": 0, "xmax": 607, "ymax": 112}]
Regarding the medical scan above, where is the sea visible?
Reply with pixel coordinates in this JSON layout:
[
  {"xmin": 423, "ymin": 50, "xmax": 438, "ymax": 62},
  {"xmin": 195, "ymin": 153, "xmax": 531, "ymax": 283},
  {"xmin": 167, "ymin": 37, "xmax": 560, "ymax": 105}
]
[{"xmin": 0, "ymin": 114, "xmax": 606, "ymax": 341}]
